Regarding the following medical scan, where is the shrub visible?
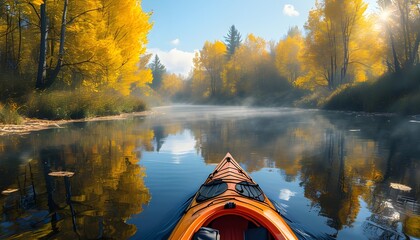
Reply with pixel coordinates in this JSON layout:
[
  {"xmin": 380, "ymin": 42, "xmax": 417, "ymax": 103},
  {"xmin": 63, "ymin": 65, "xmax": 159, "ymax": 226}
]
[
  {"xmin": 24, "ymin": 89, "xmax": 147, "ymax": 120},
  {"xmin": 0, "ymin": 103, "xmax": 23, "ymax": 124},
  {"xmin": 0, "ymin": 71, "xmax": 34, "ymax": 102},
  {"xmin": 323, "ymin": 83, "xmax": 368, "ymax": 112},
  {"xmin": 389, "ymin": 90, "xmax": 420, "ymax": 115},
  {"xmin": 324, "ymin": 66, "xmax": 420, "ymax": 114},
  {"xmin": 295, "ymin": 88, "xmax": 330, "ymax": 108}
]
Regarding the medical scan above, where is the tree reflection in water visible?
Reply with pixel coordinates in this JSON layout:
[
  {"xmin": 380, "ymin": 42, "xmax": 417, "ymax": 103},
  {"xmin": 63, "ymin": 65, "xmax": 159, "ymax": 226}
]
[
  {"xmin": 1, "ymin": 107, "xmax": 419, "ymax": 239},
  {"xmin": 153, "ymin": 109, "xmax": 419, "ymax": 238},
  {"xmin": 0, "ymin": 120, "xmax": 151, "ymax": 239}
]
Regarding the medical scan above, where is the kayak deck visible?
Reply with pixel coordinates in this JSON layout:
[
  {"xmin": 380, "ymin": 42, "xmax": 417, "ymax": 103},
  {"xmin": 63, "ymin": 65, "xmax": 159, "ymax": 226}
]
[{"xmin": 169, "ymin": 153, "xmax": 297, "ymax": 240}]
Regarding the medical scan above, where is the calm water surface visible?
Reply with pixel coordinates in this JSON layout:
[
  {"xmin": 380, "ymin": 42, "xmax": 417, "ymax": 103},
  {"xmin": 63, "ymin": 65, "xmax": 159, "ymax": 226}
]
[{"xmin": 0, "ymin": 105, "xmax": 419, "ymax": 239}]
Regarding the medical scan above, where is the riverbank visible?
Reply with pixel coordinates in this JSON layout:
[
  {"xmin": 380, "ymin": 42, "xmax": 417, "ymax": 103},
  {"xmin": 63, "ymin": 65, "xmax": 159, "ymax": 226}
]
[
  {"xmin": 324, "ymin": 66, "xmax": 420, "ymax": 115},
  {"xmin": 0, "ymin": 111, "xmax": 152, "ymax": 136}
]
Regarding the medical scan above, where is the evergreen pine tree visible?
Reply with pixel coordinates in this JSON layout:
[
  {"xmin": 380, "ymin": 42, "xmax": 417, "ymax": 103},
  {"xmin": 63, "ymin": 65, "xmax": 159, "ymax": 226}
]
[
  {"xmin": 149, "ymin": 55, "xmax": 166, "ymax": 89},
  {"xmin": 224, "ymin": 25, "xmax": 242, "ymax": 58}
]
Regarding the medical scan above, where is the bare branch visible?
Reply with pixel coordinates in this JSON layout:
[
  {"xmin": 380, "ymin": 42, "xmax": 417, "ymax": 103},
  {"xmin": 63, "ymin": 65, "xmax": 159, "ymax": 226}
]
[
  {"xmin": 116, "ymin": 32, "xmax": 128, "ymax": 44},
  {"xmin": 21, "ymin": 18, "xmax": 40, "ymax": 28},
  {"xmin": 0, "ymin": 26, "xmax": 18, "ymax": 38},
  {"xmin": 67, "ymin": 7, "xmax": 103, "ymax": 25},
  {"xmin": 62, "ymin": 56, "xmax": 105, "ymax": 68},
  {"xmin": 26, "ymin": 1, "xmax": 41, "ymax": 21}
]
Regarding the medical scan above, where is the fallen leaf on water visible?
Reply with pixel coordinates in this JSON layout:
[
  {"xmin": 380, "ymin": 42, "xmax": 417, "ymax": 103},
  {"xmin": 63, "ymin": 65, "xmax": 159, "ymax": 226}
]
[
  {"xmin": 390, "ymin": 183, "xmax": 412, "ymax": 192},
  {"xmin": 48, "ymin": 171, "xmax": 75, "ymax": 177},
  {"xmin": 2, "ymin": 188, "xmax": 19, "ymax": 195}
]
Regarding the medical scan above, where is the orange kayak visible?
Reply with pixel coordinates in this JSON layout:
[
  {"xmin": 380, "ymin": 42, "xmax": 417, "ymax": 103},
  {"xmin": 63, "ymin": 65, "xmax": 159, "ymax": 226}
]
[{"xmin": 169, "ymin": 153, "xmax": 298, "ymax": 240}]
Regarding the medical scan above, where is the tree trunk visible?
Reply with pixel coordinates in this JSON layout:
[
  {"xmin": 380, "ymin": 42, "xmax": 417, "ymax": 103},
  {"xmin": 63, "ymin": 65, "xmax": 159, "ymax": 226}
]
[
  {"xmin": 47, "ymin": 0, "xmax": 68, "ymax": 88},
  {"xmin": 10, "ymin": 13, "xmax": 15, "ymax": 68},
  {"xmin": 406, "ymin": 29, "xmax": 420, "ymax": 68},
  {"xmin": 36, "ymin": 3, "xmax": 48, "ymax": 89},
  {"xmin": 17, "ymin": 8, "xmax": 22, "ymax": 71},
  {"xmin": 341, "ymin": 25, "xmax": 349, "ymax": 85},
  {"xmin": 389, "ymin": 31, "xmax": 401, "ymax": 73},
  {"xmin": 330, "ymin": 56, "xmax": 335, "ymax": 90},
  {"xmin": 397, "ymin": 1, "xmax": 409, "ymax": 63},
  {"xmin": 4, "ymin": 12, "xmax": 10, "ymax": 67}
]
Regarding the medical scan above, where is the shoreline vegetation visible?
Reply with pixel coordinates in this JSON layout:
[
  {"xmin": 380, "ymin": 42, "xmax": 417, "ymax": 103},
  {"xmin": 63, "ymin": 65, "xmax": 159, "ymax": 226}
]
[
  {"xmin": 0, "ymin": 0, "xmax": 152, "ymax": 126},
  {"xmin": 1, "ymin": 0, "xmax": 419, "ymax": 127},
  {"xmin": 146, "ymin": 1, "xmax": 419, "ymax": 115},
  {"xmin": 2, "ymin": 64, "xmax": 420, "ymax": 130},
  {"xmin": 324, "ymin": 66, "xmax": 420, "ymax": 115},
  {"xmin": 1, "ymin": 89, "xmax": 148, "ymax": 122},
  {"xmin": 0, "ymin": 111, "xmax": 151, "ymax": 136}
]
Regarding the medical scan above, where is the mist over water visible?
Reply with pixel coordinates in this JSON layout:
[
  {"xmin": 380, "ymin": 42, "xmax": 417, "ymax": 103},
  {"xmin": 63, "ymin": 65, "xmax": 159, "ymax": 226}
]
[{"xmin": 0, "ymin": 105, "xmax": 419, "ymax": 239}]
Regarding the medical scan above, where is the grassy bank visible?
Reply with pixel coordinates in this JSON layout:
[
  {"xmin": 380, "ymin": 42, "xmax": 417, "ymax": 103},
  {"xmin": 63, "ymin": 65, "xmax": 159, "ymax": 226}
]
[
  {"xmin": 324, "ymin": 66, "xmax": 420, "ymax": 115},
  {"xmin": 0, "ymin": 90, "xmax": 146, "ymax": 124},
  {"xmin": 25, "ymin": 90, "xmax": 146, "ymax": 120},
  {"xmin": 0, "ymin": 103, "xmax": 23, "ymax": 124}
]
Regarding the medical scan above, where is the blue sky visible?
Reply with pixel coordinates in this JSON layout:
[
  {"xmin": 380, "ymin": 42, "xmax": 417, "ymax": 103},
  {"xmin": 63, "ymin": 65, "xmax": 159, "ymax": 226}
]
[{"xmin": 142, "ymin": 0, "xmax": 379, "ymax": 76}]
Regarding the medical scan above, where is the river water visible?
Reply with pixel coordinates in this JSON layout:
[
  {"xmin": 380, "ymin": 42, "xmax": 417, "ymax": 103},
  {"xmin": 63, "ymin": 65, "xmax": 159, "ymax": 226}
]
[{"xmin": 0, "ymin": 105, "xmax": 419, "ymax": 239}]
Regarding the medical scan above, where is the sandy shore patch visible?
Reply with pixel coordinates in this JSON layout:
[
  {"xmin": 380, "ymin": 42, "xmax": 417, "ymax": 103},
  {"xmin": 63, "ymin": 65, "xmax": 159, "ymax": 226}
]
[{"xmin": 0, "ymin": 111, "xmax": 152, "ymax": 136}]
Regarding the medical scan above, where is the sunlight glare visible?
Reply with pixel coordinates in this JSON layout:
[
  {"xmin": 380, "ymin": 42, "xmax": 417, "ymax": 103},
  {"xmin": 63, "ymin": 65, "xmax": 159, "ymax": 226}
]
[
  {"xmin": 379, "ymin": 9, "xmax": 391, "ymax": 22},
  {"xmin": 374, "ymin": 9, "xmax": 392, "ymax": 31}
]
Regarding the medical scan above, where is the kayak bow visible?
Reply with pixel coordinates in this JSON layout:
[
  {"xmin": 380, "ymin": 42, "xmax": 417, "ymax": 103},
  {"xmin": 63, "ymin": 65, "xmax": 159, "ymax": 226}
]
[{"xmin": 169, "ymin": 153, "xmax": 297, "ymax": 240}]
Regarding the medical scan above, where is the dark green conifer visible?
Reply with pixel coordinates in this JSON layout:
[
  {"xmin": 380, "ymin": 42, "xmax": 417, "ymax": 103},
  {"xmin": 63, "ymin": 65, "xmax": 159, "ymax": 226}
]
[
  {"xmin": 149, "ymin": 55, "xmax": 166, "ymax": 89},
  {"xmin": 224, "ymin": 25, "xmax": 242, "ymax": 58}
]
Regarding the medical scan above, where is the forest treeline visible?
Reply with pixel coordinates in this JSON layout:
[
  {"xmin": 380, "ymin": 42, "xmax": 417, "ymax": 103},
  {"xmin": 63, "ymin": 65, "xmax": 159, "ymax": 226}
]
[
  {"xmin": 1, "ymin": 0, "xmax": 420, "ymax": 124},
  {"xmin": 152, "ymin": 0, "xmax": 420, "ymax": 114},
  {"xmin": 0, "ymin": 0, "xmax": 152, "ymax": 122}
]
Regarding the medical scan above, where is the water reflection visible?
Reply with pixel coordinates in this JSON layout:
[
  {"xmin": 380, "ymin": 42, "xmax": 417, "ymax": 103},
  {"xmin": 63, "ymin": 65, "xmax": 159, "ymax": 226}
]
[
  {"xmin": 141, "ymin": 107, "xmax": 419, "ymax": 239},
  {"xmin": 0, "ymin": 120, "xmax": 151, "ymax": 239},
  {"xmin": 1, "ymin": 106, "xmax": 419, "ymax": 239}
]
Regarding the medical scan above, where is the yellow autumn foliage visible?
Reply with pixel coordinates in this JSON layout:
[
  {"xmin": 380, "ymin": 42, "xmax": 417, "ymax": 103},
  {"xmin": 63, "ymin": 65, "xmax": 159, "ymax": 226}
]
[
  {"xmin": 193, "ymin": 41, "xmax": 226, "ymax": 97},
  {"xmin": 160, "ymin": 74, "xmax": 184, "ymax": 98},
  {"xmin": 297, "ymin": 0, "xmax": 386, "ymax": 90},
  {"xmin": 31, "ymin": 0, "xmax": 44, "ymax": 5},
  {"xmin": 0, "ymin": 0, "xmax": 152, "ymax": 96},
  {"xmin": 221, "ymin": 34, "xmax": 269, "ymax": 96},
  {"xmin": 275, "ymin": 33, "xmax": 305, "ymax": 83}
]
